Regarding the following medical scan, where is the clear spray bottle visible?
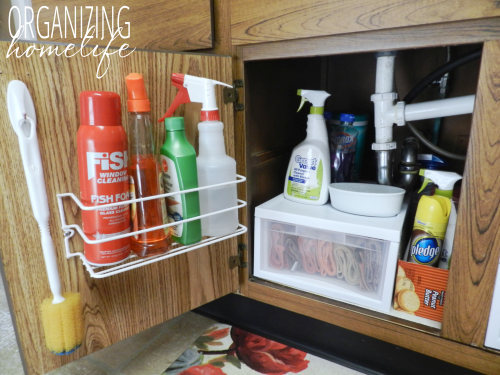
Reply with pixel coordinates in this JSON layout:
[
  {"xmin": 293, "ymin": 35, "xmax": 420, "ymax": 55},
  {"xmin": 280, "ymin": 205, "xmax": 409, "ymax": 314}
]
[
  {"xmin": 159, "ymin": 74, "xmax": 238, "ymax": 237},
  {"xmin": 126, "ymin": 73, "xmax": 171, "ymax": 257}
]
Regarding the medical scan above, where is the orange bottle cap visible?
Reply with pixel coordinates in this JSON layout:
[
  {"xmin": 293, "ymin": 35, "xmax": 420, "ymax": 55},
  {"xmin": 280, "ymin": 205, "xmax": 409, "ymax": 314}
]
[
  {"xmin": 126, "ymin": 73, "xmax": 151, "ymax": 113},
  {"xmin": 201, "ymin": 110, "xmax": 220, "ymax": 121}
]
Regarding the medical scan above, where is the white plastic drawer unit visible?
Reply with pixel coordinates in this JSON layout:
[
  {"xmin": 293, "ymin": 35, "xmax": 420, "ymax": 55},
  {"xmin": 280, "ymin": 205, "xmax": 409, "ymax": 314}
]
[{"xmin": 254, "ymin": 194, "xmax": 409, "ymax": 313}]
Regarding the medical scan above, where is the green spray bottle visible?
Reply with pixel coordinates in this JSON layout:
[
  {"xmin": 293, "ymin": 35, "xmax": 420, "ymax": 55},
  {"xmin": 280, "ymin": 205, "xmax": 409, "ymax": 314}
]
[{"xmin": 160, "ymin": 117, "xmax": 202, "ymax": 245}]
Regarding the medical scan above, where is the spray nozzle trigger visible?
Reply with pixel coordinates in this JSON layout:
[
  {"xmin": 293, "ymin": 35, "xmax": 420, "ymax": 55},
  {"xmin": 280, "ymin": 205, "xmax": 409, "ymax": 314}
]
[
  {"xmin": 418, "ymin": 177, "xmax": 432, "ymax": 194},
  {"xmin": 158, "ymin": 74, "xmax": 190, "ymax": 122},
  {"xmin": 296, "ymin": 89, "xmax": 330, "ymax": 115},
  {"xmin": 159, "ymin": 73, "xmax": 232, "ymax": 123},
  {"xmin": 418, "ymin": 169, "xmax": 462, "ymax": 197},
  {"xmin": 424, "ymin": 169, "xmax": 462, "ymax": 197},
  {"xmin": 297, "ymin": 90, "xmax": 309, "ymax": 112}
]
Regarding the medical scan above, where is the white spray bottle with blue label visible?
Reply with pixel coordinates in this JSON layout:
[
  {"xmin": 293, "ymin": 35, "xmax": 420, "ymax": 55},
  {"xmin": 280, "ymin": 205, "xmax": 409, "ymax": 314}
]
[{"xmin": 284, "ymin": 89, "xmax": 331, "ymax": 205}]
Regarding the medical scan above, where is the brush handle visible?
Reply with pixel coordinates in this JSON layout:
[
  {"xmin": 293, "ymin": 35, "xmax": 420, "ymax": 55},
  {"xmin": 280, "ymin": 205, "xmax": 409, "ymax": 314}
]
[
  {"xmin": 40, "ymin": 224, "xmax": 64, "ymax": 304},
  {"xmin": 17, "ymin": 117, "xmax": 64, "ymax": 305},
  {"xmin": 17, "ymin": 118, "xmax": 48, "ymax": 218},
  {"xmin": 8, "ymin": 81, "xmax": 65, "ymax": 305}
]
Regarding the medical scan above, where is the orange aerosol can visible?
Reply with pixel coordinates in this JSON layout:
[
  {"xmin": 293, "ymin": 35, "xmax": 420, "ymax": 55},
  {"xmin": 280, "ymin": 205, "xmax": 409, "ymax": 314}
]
[{"xmin": 77, "ymin": 91, "xmax": 131, "ymax": 265}]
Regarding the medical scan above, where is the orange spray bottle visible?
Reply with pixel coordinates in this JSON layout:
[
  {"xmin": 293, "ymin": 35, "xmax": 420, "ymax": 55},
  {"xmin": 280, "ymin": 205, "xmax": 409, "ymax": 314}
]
[{"xmin": 126, "ymin": 73, "xmax": 171, "ymax": 257}]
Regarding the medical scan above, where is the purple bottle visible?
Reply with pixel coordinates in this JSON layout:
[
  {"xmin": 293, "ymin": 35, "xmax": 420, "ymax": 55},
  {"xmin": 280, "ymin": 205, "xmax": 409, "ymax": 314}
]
[{"xmin": 329, "ymin": 113, "xmax": 358, "ymax": 183}]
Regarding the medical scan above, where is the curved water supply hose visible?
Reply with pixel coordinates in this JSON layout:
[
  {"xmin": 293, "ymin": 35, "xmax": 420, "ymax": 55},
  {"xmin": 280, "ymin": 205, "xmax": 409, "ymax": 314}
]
[
  {"xmin": 406, "ymin": 121, "xmax": 466, "ymax": 161},
  {"xmin": 403, "ymin": 48, "xmax": 482, "ymax": 104},
  {"xmin": 403, "ymin": 48, "xmax": 482, "ymax": 161}
]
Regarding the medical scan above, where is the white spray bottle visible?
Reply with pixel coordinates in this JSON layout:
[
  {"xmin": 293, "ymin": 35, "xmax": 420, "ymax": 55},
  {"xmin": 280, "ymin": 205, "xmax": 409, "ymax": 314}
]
[
  {"xmin": 284, "ymin": 90, "xmax": 331, "ymax": 205},
  {"xmin": 159, "ymin": 73, "xmax": 238, "ymax": 237},
  {"xmin": 422, "ymin": 170, "xmax": 462, "ymax": 270}
]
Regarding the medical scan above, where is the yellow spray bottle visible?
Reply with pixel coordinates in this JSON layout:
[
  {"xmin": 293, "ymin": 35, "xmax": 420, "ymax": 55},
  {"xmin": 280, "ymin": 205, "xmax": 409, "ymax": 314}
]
[
  {"xmin": 407, "ymin": 170, "xmax": 461, "ymax": 268},
  {"xmin": 407, "ymin": 195, "xmax": 451, "ymax": 267},
  {"xmin": 420, "ymin": 170, "xmax": 462, "ymax": 269}
]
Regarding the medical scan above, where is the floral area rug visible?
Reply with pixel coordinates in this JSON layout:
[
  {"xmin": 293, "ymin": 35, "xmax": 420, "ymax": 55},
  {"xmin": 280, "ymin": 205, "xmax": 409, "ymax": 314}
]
[{"xmin": 163, "ymin": 323, "xmax": 360, "ymax": 375}]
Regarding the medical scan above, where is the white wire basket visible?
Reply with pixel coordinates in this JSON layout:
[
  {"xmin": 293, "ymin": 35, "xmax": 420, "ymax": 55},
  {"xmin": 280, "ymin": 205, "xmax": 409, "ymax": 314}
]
[{"xmin": 56, "ymin": 175, "xmax": 247, "ymax": 278}]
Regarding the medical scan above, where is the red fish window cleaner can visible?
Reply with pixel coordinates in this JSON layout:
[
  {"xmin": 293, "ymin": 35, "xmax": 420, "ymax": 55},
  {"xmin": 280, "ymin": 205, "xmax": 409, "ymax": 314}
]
[{"xmin": 77, "ymin": 91, "xmax": 131, "ymax": 265}]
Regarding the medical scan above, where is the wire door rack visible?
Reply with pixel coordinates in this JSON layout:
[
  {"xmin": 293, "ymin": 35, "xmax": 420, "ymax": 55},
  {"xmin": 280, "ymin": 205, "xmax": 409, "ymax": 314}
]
[{"xmin": 56, "ymin": 175, "xmax": 247, "ymax": 278}]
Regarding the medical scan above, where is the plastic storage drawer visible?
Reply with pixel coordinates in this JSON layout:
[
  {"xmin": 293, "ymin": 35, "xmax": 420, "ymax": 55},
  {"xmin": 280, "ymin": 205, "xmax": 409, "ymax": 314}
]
[{"xmin": 254, "ymin": 194, "xmax": 409, "ymax": 313}]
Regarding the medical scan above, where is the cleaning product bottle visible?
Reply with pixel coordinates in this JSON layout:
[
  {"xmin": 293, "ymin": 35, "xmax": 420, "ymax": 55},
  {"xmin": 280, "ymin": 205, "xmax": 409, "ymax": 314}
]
[
  {"xmin": 329, "ymin": 113, "xmax": 359, "ymax": 183},
  {"xmin": 160, "ymin": 117, "xmax": 202, "ymax": 245},
  {"xmin": 77, "ymin": 91, "xmax": 131, "ymax": 265},
  {"xmin": 420, "ymin": 170, "xmax": 462, "ymax": 270},
  {"xmin": 408, "ymin": 155, "xmax": 449, "ymax": 220},
  {"xmin": 159, "ymin": 73, "xmax": 238, "ymax": 237},
  {"xmin": 330, "ymin": 113, "xmax": 368, "ymax": 182},
  {"xmin": 126, "ymin": 73, "xmax": 171, "ymax": 257},
  {"xmin": 284, "ymin": 89, "xmax": 331, "ymax": 205},
  {"xmin": 407, "ymin": 195, "xmax": 451, "ymax": 267},
  {"xmin": 418, "ymin": 154, "xmax": 449, "ymax": 170}
]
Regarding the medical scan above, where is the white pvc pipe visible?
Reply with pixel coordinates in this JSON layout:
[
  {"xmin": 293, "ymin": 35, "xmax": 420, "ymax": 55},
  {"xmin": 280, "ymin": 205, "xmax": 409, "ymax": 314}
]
[
  {"xmin": 375, "ymin": 55, "xmax": 395, "ymax": 94},
  {"xmin": 405, "ymin": 95, "xmax": 475, "ymax": 122},
  {"xmin": 375, "ymin": 125, "xmax": 394, "ymax": 144}
]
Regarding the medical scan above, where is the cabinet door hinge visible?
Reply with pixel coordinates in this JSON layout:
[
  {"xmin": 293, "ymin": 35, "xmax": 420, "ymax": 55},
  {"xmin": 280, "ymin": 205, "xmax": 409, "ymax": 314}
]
[
  {"xmin": 229, "ymin": 244, "xmax": 247, "ymax": 269},
  {"xmin": 223, "ymin": 80, "xmax": 244, "ymax": 111}
]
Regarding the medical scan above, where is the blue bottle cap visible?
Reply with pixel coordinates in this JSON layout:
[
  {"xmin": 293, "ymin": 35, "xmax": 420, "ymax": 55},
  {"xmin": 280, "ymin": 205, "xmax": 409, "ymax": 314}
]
[
  {"xmin": 417, "ymin": 154, "xmax": 449, "ymax": 170},
  {"xmin": 333, "ymin": 113, "xmax": 369, "ymax": 123},
  {"xmin": 340, "ymin": 113, "xmax": 355, "ymax": 123},
  {"xmin": 324, "ymin": 111, "xmax": 333, "ymax": 120}
]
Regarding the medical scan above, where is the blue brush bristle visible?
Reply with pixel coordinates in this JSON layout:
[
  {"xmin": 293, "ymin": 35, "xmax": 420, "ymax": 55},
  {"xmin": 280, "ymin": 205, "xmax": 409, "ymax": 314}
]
[{"xmin": 52, "ymin": 344, "xmax": 81, "ymax": 355}]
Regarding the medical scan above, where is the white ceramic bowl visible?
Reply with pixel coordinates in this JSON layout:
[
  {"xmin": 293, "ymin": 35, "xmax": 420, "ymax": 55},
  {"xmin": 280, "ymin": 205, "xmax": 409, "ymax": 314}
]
[{"xmin": 328, "ymin": 183, "xmax": 405, "ymax": 217}]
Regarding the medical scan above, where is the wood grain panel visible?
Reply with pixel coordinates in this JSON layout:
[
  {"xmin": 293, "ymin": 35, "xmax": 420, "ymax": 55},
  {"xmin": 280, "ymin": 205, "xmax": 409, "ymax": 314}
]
[
  {"xmin": 442, "ymin": 40, "xmax": 500, "ymax": 346},
  {"xmin": 248, "ymin": 281, "xmax": 500, "ymax": 374},
  {"xmin": 200, "ymin": 0, "xmax": 233, "ymax": 55},
  {"xmin": 231, "ymin": 47, "xmax": 250, "ymax": 293},
  {"xmin": 240, "ymin": 17, "xmax": 500, "ymax": 61},
  {"xmin": 0, "ymin": 41, "xmax": 237, "ymax": 375},
  {"xmin": 30, "ymin": 0, "xmax": 213, "ymax": 51},
  {"xmin": 230, "ymin": 0, "xmax": 500, "ymax": 45}
]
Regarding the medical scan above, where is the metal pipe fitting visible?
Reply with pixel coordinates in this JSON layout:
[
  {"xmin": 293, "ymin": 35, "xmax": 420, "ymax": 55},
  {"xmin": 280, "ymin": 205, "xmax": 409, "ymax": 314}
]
[
  {"xmin": 396, "ymin": 137, "xmax": 420, "ymax": 192},
  {"xmin": 375, "ymin": 150, "xmax": 394, "ymax": 186}
]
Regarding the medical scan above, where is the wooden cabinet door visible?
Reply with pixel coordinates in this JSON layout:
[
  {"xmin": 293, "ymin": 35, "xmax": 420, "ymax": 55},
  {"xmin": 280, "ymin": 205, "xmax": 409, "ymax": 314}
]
[
  {"xmin": 230, "ymin": 0, "xmax": 500, "ymax": 46},
  {"xmin": 0, "ymin": 41, "xmax": 237, "ymax": 375},
  {"xmin": 442, "ymin": 39, "xmax": 500, "ymax": 347},
  {"xmin": 29, "ymin": 0, "xmax": 213, "ymax": 51}
]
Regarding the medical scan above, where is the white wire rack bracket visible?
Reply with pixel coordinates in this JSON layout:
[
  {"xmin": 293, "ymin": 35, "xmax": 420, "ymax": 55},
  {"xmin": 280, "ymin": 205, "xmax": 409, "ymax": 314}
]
[{"xmin": 57, "ymin": 175, "xmax": 247, "ymax": 278}]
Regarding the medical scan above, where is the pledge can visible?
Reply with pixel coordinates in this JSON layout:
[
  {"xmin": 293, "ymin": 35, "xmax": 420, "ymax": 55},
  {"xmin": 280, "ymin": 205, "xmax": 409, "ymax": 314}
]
[
  {"xmin": 407, "ymin": 195, "xmax": 451, "ymax": 267},
  {"xmin": 77, "ymin": 91, "xmax": 131, "ymax": 265}
]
